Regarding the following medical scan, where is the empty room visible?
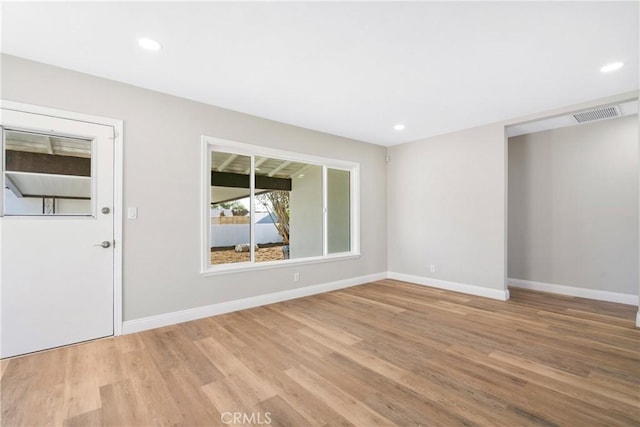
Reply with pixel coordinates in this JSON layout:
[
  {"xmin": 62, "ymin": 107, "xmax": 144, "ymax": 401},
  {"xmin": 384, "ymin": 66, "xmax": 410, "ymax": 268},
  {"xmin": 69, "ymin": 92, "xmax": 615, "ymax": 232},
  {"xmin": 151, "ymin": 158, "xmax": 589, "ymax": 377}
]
[{"xmin": 1, "ymin": 2, "xmax": 638, "ymax": 426}]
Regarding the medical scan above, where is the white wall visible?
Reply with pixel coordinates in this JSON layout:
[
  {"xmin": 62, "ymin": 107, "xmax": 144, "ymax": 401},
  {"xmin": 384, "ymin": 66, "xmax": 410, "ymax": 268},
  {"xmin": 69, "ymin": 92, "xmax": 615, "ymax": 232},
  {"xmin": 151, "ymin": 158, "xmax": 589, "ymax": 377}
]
[
  {"xmin": 4, "ymin": 190, "xmax": 41, "ymax": 214},
  {"xmin": 209, "ymin": 211, "xmax": 282, "ymax": 247},
  {"xmin": 55, "ymin": 198, "xmax": 91, "ymax": 215},
  {"xmin": 327, "ymin": 168, "xmax": 351, "ymax": 253},
  {"xmin": 210, "ymin": 224, "xmax": 282, "ymax": 247},
  {"xmin": 289, "ymin": 165, "xmax": 323, "ymax": 258},
  {"xmin": 210, "ymin": 224, "xmax": 250, "ymax": 248},
  {"xmin": 0, "ymin": 54, "xmax": 388, "ymax": 321},
  {"xmin": 4, "ymin": 189, "xmax": 91, "ymax": 215},
  {"xmin": 508, "ymin": 115, "xmax": 639, "ymax": 294},
  {"xmin": 254, "ymin": 224, "xmax": 283, "ymax": 246}
]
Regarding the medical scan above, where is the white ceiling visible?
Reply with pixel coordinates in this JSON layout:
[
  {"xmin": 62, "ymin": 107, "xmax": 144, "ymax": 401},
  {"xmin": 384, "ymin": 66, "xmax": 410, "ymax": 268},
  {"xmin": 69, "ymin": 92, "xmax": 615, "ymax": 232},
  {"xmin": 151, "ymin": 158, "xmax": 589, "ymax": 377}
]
[
  {"xmin": 1, "ymin": 2, "xmax": 638, "ymax": 146},
  {"xmin": 6, "ymin": 171, "xmax": 90, "ymax": 199},
  {"xmin": 5, "ymin": 130, "xmax": 92, "ymax": 158}
]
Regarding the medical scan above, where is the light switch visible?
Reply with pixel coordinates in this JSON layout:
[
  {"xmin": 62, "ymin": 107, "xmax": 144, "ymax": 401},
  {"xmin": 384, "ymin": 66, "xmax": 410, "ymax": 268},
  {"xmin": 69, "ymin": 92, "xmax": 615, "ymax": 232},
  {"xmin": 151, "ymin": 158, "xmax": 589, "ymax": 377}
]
[{"xmin": 127, "ymin": 207, "xmax": 138, "ymax": 219}]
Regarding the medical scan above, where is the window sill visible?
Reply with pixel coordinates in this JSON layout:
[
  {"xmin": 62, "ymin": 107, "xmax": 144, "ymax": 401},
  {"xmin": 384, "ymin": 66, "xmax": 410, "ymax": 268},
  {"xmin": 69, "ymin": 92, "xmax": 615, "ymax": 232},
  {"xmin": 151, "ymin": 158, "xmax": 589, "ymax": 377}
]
[{"xmin": 201, "ymin": 252, "xmax": 361, "ymax": 276}]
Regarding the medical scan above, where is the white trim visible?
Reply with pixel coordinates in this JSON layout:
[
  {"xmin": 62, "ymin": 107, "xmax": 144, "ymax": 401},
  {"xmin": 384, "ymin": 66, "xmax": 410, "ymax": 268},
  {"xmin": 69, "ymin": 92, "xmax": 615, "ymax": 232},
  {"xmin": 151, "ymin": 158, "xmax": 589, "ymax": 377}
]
[
  {"xmin": 122, "ymin": 272, "xmax": 387, "ymax": 334},
  {"xmin": 201, "ymin": 253, "xmax": 361, "ymax": 276},
  {"xmin": 250, "ymin": 154, "xmax": 256, "ymax": 263},
  {"xmin": 388, "ymin": 272, "xmax": 510, "ymax": 301},
  {"xmin": 201, "ymin": 137, "xmax": 212, "ymax": 273},
  {"xmin": 503, "ymin": 126, "xmax": 509, "ymax": 297},
  {"xmin": 112, "ymin": 117, "xmax": 124, "ymax": 336},
  {"xmin": 203, "ymin": 135, "xmax": 359, "ymax": 170},
  {"xmin": 1, "ymin": 101, "xmax": 120, "ymax": 131},
  {"xmin": 1, "ymin": 100, "xmax": 124, "ymax": 336},
  {"xmin": 636, "ymin": 311, "xmax": 640, "ymax": 328},
  {"xmin": 322, "ymin": 165, "xmax": 328, "ymax": 257},
  {"xmin": 350, "ymin": 165, "xmax": 361, "ymax": 255},
  {"xmin": 508, "ymin": 278, "xmax": 639, "ymax": 306}
]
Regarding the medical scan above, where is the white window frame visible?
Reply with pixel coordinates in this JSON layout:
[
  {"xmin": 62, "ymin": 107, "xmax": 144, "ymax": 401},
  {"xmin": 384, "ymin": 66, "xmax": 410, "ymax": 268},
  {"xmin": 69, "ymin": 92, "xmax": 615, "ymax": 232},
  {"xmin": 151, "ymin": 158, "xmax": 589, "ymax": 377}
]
[{"xmin": 201, "ymin": 135, "xmax": 360, "ymax": 275}]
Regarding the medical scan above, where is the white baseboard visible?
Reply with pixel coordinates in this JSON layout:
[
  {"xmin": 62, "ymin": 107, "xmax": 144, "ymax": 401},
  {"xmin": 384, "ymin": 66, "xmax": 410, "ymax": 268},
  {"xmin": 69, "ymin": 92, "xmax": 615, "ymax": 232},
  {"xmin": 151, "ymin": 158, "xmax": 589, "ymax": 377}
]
[
  {"xmin": 508, "ymin": 278, "xmax": 639, "ymax": 306},
  {"xmin": 636, "ymin": 311, "xmax": 640, "ymax": 328},
  {"xmin": 122, "ymin": 272, "xmax": 387, "ymax": 334},
  {"xmin": 387, "ymin": 272, "xmax": 510, "ymax": 301}
]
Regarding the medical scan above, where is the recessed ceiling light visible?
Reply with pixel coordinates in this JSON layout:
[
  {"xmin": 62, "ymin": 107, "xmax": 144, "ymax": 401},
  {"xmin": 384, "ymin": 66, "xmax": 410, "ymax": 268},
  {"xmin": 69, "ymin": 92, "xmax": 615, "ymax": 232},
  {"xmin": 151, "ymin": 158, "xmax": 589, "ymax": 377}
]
[
  {"xmin": 600, "ymin": 62, "xmax": 624, "ymax": 73},
  {"xmin": 138, "ymin": 38, "xmax": 162, "ymax": 51},
  {"xmin": 393, "ymin": 124, "xmax": 405, "ymax": 131}
]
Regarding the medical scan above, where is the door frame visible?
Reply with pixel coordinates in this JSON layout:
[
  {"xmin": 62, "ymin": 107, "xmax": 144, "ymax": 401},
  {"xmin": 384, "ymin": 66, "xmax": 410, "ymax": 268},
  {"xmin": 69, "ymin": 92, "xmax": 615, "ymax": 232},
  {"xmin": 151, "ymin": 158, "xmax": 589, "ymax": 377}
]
[{"xmin": 1, "ymin": 100, "xmax": 124, "ymax": 336}]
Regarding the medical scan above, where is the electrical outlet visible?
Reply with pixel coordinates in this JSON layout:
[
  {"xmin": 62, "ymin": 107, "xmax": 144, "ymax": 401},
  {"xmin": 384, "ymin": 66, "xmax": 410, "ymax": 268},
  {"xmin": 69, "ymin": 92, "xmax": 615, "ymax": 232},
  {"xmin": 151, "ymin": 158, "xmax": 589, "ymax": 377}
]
[
  {"xmin": 429, "ymin": 264, "xmax": 436, "ymax": 273},
  {"xmin": 294, "ymin": 272, "xmax": 300, "ymax": 282}
]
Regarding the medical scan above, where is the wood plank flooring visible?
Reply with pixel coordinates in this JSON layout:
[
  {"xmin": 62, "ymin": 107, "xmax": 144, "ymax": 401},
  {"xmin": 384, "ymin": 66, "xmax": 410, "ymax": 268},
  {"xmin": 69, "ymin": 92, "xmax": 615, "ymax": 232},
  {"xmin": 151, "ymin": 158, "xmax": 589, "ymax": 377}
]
[{"xmin": 1, "ymin": 279, "xmax": 639, "ymax": 426}]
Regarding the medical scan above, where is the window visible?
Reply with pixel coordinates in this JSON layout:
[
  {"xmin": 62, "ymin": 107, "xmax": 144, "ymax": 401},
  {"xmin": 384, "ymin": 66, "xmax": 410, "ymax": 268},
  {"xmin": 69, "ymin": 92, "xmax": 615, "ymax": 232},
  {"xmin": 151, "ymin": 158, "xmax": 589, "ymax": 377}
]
[
  {"xmin": 202, "ymin": 136, "xmax": 359, "ymax": 273},
  {"xmin": 3, "ymin": 129, "xmax": 93, "ymax": 216}
]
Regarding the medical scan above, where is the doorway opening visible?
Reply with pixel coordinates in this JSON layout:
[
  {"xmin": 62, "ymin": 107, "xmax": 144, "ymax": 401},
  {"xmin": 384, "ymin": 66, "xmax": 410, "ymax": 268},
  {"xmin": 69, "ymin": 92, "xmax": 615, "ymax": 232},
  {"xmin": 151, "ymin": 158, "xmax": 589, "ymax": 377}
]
[{"xmin": 504, "ymin": 99, "xmax": 639, "ymax": 319}]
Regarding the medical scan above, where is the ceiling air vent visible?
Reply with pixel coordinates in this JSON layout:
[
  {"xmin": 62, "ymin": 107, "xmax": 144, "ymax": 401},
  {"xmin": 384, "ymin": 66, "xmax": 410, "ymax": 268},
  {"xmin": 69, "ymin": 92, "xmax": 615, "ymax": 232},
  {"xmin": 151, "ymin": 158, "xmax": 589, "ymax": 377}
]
[{"xmin": 573, "ymin": 106, "xmax": 621, "ymax": 123}]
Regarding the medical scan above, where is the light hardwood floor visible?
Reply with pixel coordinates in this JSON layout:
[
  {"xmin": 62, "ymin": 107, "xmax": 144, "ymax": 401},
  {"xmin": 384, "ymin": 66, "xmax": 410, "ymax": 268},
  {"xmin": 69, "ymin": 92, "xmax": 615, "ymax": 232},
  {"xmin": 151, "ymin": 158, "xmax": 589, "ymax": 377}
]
[{"xmin": 1, "ymin": 279, "xmax": 639, "ymax": 426}]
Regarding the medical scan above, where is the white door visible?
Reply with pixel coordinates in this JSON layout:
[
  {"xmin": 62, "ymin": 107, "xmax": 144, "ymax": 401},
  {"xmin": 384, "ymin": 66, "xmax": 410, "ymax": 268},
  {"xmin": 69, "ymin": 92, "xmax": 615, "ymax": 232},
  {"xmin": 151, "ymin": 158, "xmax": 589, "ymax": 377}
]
[{"xmin": 1, "ymin": 109, "xmax": 115, "ymax": 358}]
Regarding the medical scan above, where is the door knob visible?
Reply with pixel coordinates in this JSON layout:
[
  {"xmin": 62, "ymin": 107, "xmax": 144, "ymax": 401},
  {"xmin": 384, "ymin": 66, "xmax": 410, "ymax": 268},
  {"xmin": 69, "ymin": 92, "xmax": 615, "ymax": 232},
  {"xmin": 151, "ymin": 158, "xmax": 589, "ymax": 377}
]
[{"xmin": 94, "ymin": 241, "xmax": 111, "ymax": 248}]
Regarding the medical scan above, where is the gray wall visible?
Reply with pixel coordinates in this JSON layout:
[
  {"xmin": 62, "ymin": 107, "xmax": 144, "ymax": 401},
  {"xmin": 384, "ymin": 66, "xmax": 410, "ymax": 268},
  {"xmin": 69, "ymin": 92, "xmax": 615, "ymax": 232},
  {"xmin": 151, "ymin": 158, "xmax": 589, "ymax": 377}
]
[
  {"xmin": 387, "ymin": 91, "xmax": 638, "ymax": 301},
  {"xmin": 0, "ymin": 54, "xmax": 388, "ymax": 321},
  {"xmin": 508, "ymin": 116, "xmax": 639, "ymax": 294},
  {"xmin": 387, "ymin": 123, "xmax": 507, "ymax": 290},
  {"xmin": 2, "ymin": 54, "xmax": 638, "ymax": 317}
]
